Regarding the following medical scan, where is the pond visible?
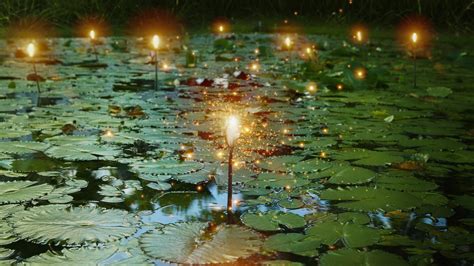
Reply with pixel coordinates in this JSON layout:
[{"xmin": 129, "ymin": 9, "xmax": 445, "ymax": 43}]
[{"xmin": 0, "ymin": 32, "xmax": 473, "ymax": 265}]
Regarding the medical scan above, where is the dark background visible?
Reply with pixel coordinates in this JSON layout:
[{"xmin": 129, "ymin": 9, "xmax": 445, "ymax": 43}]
[{"xmin": 1, "ymin": 0, "xmax": 473, "ymax": 37}]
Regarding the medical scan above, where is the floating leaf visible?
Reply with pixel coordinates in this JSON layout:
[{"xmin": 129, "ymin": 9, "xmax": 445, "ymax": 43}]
[
  {"xmin": 9, "ymin": 205, "xmax": 138, "ymax": 245},
  {"xmin": 140, "ymin": 222, "xmax": 262, "ymax": 264},
  {"xmin": 264, "ymin": 233, "xmax": 321, "ymax": 257},
  {"xmin": 327, "ymin": 167, "xmax": 376, "ymax": 185},
  {"xmin": 241, "ymin": 211, "xmax": 306, "ymax": 231},
  {"xmin": 0, "ymin": 181, "xmax": 53, "ymax": 204},
  {"xmin": 307, "ymin": 221, "xmax": 380, "ymax": 248},
  {"xmin": 320, "ymin": 248, "xmax": 408, "ymax": 266}
]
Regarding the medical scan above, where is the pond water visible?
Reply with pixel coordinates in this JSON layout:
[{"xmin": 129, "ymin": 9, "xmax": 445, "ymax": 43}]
[{"xmin": 0, "ymin": 33, "xmax": 473, "ymax": 265}]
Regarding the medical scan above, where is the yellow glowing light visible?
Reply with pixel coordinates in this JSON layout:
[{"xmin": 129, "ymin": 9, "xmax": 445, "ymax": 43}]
[
  {"xmin": 89, "ymin": 30, "xmax": 96, "ymax": 40},
  {"xmin": 219, "ymin": 25, "xmax": 224, "ymax": 32},
  {"xmin": 411, "ymin": 32, "xmax": 418, "ymax": 44},
  {"xmin": 251, "ymin": 63, "xmax": 259, "ymax": 71},
  {"xmin": 217, "ymin": 151, "xmax": 224, "ymax": 158},
  {"xmin": 322, "ymin": 128, "xmax": 329, "ymax": 134},
  {"xmin": 306, "ymin": 47, "xmax": 312, "ymax": 54},
  {"xmin": 320, "ymin": 151, "xmax": 327, "ymax": 158},
  {"xmin": 285, "ymin": 185, "xmax": 291, "ymax": 190},
  {"xmin": 356, "ymin": 30, "xmax": 363, "ymax": 42},
  {"xmin": 196, "ymin": 185, "xmax": 203, "ymax": 192},
  {"xmin": 337, "ymin": 84, "xmax": 344, "ymax": 90},
  {"xmin": 354, "ymin": 68, "xmax": 366, "ymax": 79},
  {"xmin": 186, "ymin": 152, "xmax": 193, "ymax": 159},
  {"xmin": 162, "ymin": 63, "xmax": 169, "ymax": 70},
  {"xmin": 152, "ymin": 34, "xmax": 160, "ymax": 50},
  {"xmin": 226, "ymin": 115, "xmax": 240, "ymax": 147},
  {"xmin": 284, "ymin": 36, "xmax": 292, "ymax": 48},
  {"xmin": 103, "ymin": 130, "xmax": 114, "ymax": 137},
  {"xmin": 299, "ymin": 142, "xmax": 305, "ymax": 148},
  {"xmin": 26, "ymin": 42, "xmax": 35, "ymax": 58},
  {"xmin": 254, "ymin": 48, "xmax": 259, "ymax": 55}
]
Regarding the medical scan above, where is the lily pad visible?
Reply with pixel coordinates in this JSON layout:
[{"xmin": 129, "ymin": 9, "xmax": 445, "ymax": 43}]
[
  {"xmin": 264, "ymin": 233, "xmax": 321, "ymax": 257},
  {"xmin": 327, "ymin": 167, "xmax": 376, "ymax": 185},
  {"xmin": 241, "ymin": 211, "xmax": 306, "ymax": 231},
  {"xmin": 307, "ymin": 221, "xmax": 380, "ymax": 248},
  {"xmin": 140, "ymin": 222, "xmax": 262, "ymax": 264},
  {"xmin": 320, "ymin": 248, "xmax": 408, "ymax": 266},
  {"xmin": 9, "ymin": 205, "xmax": 138, "ymax": 245}
]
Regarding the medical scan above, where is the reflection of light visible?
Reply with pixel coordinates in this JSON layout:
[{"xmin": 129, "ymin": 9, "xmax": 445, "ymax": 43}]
[
  {"xmin": 411, "ymin": 32, "xmax": 418, "ymax": 44},
  {"xmin": 337, "ymin": 84, "xmax": 344, "ymax": 90},
  {"xmin": 27, "ymin": 42, "xmax": 35, "ymax": 58},
  {"xmin": 254, "ymin": 48, "xmax": 259, "ymax": 55},
  {"xmin": 216, "ymin": 151, "xmax": 224, "ymax": 158},
  {"xmin": 320, "ymin": 151, "xmax": 327, "ymax": 158},
  {"xmin": 103, "ymin": 130, "xmax": 114, "ymax": 137},
  {"xmin": 89, "ymin": 30, "xmax": 96, "ymax": 40},
  {"xmin": 322, "ymin": 127, "xmax": 329, "ymax": 134},
  {"xmin": 196, "ymin": 185, "xmax": 203, "ymax": 192},
  {"xmin": 152, "ymin": 34, "xmax": 160, "ymax": 49},
  {"xmin": 251, "ymin": 63, "xmax": 259, "ymax": 71},
  {"xmin": 219, "ymin": 25, "xmax": 224, "ymax": 32},
  {"xmin": 306, "ymin": 47, "xmax": 312, "ymax": 54}
]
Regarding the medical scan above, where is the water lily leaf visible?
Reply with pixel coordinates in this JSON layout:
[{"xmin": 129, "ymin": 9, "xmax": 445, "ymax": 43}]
[
  {"xmin": 0, "ymin": 181, "xmax": 53, "ymax": 204},
  {"xmin": 263, "ymin": 233, "xmax": 321, "ymax": 257},
  {"xmin": 258, "ymin": 155, "xmax": 304, "ymax": 172},
  {"xmin": 9, "ymin": 205, "xmax": 138, "ymax": 245},
  {"xmin": 140, "ymin": 222, "xmax": 262, "ymax": 264},
  {"xmin": 132, "ymin": 160, "xmax": 204, "ymax": 182},
  {"xmin": 376, "ymin": 175, "xmax": 437, "ymax": 191},
  {"xmin": 45, "ymin": 145, "xmax": 121, "ymax": 161},
  {"xmin": 453, "ymin": 195, "xmax": 474, "ymax": 211},
  {"xmin": 327, "ymin": 167, "xmax": 376, "ymax": 185},
  {"xmin": 241, "ymin": 211, "xmax": 305, "ymax": 231},
  {"xmin": 320, "ymin": 187, "xmax": 422, "ymax": 212},
  {"xmin": 307, "ymin": 221, "xmax": 380, "ymax": 248},
  {"xmin": 245, "ymin": 173, "xmax": 309, "ymax": 189},
  {"xmin": 0, "ymin": 141, "xmax": 49, "ymax": 155},
  {"xmin": 146, "ymin": 182, "xmax": 172, "ymax": 191},
  {"xmin": 290, "ymin": 158, "xmax": 333, "ymax": 173},
  {"xmin": 426, "ymin": 87, "xmax": 452, "ymax": 98},
  {"xmin": 24, "ymin": 247, "xmax": 117, "ymax": 265},
  {"xmin": 320, "ymin": 248, "xmax": 408, "ymax": 266},
  {"xmin": 261, "ymin": 260, "xmax": 304, "ymax": 266}
]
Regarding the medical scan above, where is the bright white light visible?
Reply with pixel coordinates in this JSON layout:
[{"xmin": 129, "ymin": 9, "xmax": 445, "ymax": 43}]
[
  {"xmin": 89, "ymin": 30, "xmax": 96, "ymax": 40},
  {"xmin": 152, "ymin": 34, "xmax": 160, "ymax": 49},
  {"xmin": 26, "ymin": 42, "xmax": 35, "ymax": 58},
  {"xmin": 411, "ymin": 32, "xmax": 418, "ymax": 43},
  {"xmin": 284, "ymin": 36, "xmax": 291, "ymax": 48},
  {"xmin": 226, "ymin": 115, "xmax": 240, "ymax": 146}
]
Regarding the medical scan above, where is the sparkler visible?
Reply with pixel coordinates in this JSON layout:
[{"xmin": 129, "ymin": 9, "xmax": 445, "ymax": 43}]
[
  {"xmin": 89, "ymin": 30, "xmax": 98, "ymax": 61},
  {"xmin": 411, "ymin": 32, "xmax": 418, "ymax": 88},
  {"xmin": 27, "ymin": 42, "xmax": 40, "ymax": 94},
  {"xmin": 152, "ymin": 34, "xmax": 160, "ymax": 90},
  {"xmin": 225, "ymin": 115, "xmax": 240, "ymax": 218}
]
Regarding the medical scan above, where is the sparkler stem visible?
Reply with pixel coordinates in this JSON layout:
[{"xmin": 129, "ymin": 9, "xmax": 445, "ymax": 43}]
[
  {"xmin": 92, "ymin": 43, "xmax": 98, "ymax": 61},
  {"xmin": 227, "ymin": 146, "xmax": 234, "ymax": 222},
  {"xmin": 32, "ymin": 61, "xmax": 40, "ymax": 94},
  {"xmin": 413, "ymin": 47, "xmax": 417, "ymax": 88},
  {"xmin": 154, "ymin": 52, "xmax": 159, "ymax": 90}
]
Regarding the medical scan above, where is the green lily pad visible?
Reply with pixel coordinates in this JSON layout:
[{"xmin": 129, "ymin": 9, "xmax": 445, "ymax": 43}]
[
  {"xmin": 264, "ymin": 233, "xmax": 321, "ymax": 257},
  {"xmin": 327, "ymin": 167, "xmax": 376, "ymax": 185},
  {"xmin": 140, "ymin": 222, "xmax": 262, "ymax": 264},
  {"xmin": 307, "ymin": 221, "xmax": 380, "ymax": 248},
  {"xmin": 241, "ymin": 211, "xmax": 306, "ymax": 231},
  {"xmin": 320, "ymin": 248, "xmax": 408, "ymax": 266}
]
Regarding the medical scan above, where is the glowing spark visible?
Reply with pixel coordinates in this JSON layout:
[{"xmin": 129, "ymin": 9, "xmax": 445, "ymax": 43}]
[
  {"xmin": 411, "ymin": 32, "xmax": 418, "ymax": 44},
  {"xmin": 284, "ymin": 36, "xmax": 292, "ymax": 48},
  {"xmin": 306, "ymin": 47, "xmax": 312, "ymax": 54},
  {"xmin": 254, "ymin": 48, "xmax": 259, "ymax": 55},
  {"xmin": 226, "ymin": 115, "xmax": 240, "ymax": 147},
  {"xmin": 320, "ymin": 151, "xmax": 327, "ymax": 158},
  {"xmin": 152, "ymin": 34, "xmax": 160, "ymax": 50},
  {"xmin": 89, "ymin": 30, "xmax": 96, "ymax": 40},
  {"xmin": 337, "ymin": 84, "xmax": 344, "ymax": 90},
  {"xmin": 356, "ymin": 31, "xmax": 363, "ymax": 42},
  {"xmin": 251, "ymin": 63, "xmax": 259, "ymax": 71},
  {"xmin": 219, "ymin": 25, "xmax": 224, "ymax": 32},
  {"xmin": 26, "ymin": 42, "xmax": 35, "ymax": 58},
  {"xmin": 196, "ymin": 185, "xmax": 203, "ymax": 192}
]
